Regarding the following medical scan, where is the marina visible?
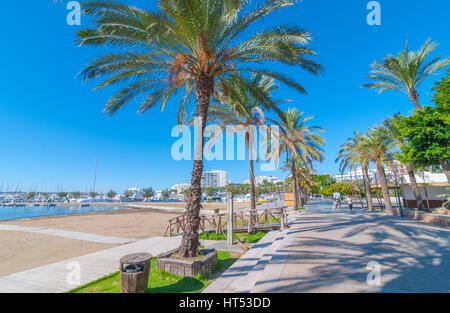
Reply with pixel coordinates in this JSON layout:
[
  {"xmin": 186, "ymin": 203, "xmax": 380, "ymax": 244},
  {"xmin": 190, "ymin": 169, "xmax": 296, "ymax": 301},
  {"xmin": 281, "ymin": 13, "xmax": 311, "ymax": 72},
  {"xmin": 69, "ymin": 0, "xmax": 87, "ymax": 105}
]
[{"xmin": 0, "ymin": 205, "xmax": 123, "ymax": 221}]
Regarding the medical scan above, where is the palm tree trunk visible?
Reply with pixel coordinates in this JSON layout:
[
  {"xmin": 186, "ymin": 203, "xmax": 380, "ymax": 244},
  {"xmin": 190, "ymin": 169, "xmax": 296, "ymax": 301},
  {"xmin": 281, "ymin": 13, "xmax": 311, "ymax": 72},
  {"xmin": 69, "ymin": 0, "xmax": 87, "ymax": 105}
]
[
  {"xmin": 439, "ymin": 159, "xmax": 450, "ymax": 183},
  {"xmin": 408, "ymin": 89, "xmax": 422, "ymax": 110},
  {"xmin": 291, "ymin": 157, "xmax": 299, "ymax": 209},
  {"xmin": 297, "ymin": 178, "xmax": 304, "ymax": 207},
  {"xmin": 405, "ymin": 163, "xmax": 425, "ymax": 211},
  {"xmin": 178, "ymin": 74, "xmax": 213, "ymax": 258},
  {"xmin": 245, "ymin": 133, "xmax": 256, "ymax": 233},
  {"xmin": 362, "ymin": 164, "xmax": 374, "ymax": 211},
  {"xmin": 375, "ymin": 161, "xmax": 393, "ymax": 214}
]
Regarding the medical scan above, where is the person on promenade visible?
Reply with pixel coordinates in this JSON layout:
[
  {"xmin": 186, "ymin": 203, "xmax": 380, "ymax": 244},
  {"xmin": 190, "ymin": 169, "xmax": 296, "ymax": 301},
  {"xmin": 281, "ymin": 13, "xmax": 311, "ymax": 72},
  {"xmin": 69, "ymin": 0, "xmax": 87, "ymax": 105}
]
[{"xmin": 347, "ymin": 196, "xmax": 353, "ymax": 211}]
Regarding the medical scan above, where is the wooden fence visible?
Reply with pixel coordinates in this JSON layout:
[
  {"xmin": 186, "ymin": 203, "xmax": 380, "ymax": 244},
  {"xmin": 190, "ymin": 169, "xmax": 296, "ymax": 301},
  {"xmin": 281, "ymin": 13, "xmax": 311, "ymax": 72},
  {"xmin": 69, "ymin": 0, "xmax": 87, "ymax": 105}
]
[{"xmin": 164, "ymin": 206, "xmax": 288, "ymax": 237}]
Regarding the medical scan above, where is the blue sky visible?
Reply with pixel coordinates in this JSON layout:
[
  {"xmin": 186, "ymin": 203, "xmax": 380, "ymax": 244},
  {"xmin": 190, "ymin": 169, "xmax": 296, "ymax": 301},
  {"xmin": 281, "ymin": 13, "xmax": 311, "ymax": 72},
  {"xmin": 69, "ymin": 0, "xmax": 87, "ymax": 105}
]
[{"xmin": 0, "ymin": 0, "xmax": 449, "ymax": 192}]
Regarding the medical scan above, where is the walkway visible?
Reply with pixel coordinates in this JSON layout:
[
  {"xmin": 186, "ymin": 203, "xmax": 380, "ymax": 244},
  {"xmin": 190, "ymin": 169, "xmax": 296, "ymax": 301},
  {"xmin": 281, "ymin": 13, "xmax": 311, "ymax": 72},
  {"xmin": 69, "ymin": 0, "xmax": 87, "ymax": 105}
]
[
  {"xmin": 0, "ymin": 236, "xmax": 181, "ymax": 293},
  {"xmin": 0, "ymin": 224, "xmax": 136, "ymax": 244},
  {"xmin": 204, "ymin": 200, "xmax": 450, "ymax": 293}
]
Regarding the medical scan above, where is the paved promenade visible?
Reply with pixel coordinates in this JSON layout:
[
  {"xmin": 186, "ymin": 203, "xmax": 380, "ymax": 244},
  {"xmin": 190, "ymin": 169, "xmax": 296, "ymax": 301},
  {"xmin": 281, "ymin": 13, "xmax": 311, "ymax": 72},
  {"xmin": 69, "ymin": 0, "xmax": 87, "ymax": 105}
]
[
  {"xmin": 0, "ymin": 224, "xmax": 137, "ymax": 244},
  {"xmin": 205, "ymin": 200, "xmax": 450, "ymax": 293}
]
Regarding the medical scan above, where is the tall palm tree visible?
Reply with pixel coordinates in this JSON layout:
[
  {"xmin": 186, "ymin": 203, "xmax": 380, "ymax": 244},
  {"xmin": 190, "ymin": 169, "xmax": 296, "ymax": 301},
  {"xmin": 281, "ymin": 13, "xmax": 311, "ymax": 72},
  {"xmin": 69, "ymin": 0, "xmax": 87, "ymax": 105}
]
[
  {"xmin": 383, "ymin": 113, "xmax": 425, "ymax": 211},
  {"xmin": 365, "ymin": 127, "xmax": 395, "ymax": 214},
  {"xmin": 206, "ymin": 74, "xmax": 281, "ymax": 232},
  {"xmin": 362, "ymin": 39, "xmax": 449, "ymax": 110},
  {"xmin": 336, "ymin": 131, "xmax": 374, "ymax": 211},
  {"xmin": 76, "ymin": 0, "xmax": 323, "ymax": 257},
  {"xmin": 268, "ymin": 108, "xmax": 324, "ymax": 208}
]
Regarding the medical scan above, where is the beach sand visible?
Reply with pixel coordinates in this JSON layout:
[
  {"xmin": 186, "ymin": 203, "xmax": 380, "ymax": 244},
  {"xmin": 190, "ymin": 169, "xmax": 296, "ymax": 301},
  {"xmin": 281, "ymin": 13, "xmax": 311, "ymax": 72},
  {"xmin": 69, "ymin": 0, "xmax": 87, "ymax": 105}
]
[
  {"xmin": 5, "ymin": 208, "xmax": 181, "ymax": 239},
  {"xmin": 0, "ymin": 230, "xmax": 116, "ymax": 277}
]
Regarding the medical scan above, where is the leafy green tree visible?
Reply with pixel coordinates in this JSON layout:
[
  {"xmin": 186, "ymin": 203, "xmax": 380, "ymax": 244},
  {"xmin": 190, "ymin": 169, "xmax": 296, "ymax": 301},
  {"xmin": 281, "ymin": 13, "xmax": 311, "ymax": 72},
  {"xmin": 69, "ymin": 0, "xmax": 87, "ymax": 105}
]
[
  {"xmin": 395, "ymin": 106, "xmax": 450, "ymax": 182},
  {"xmin": 26, "ymin": 192, "xmax": 36, "ymax": 200},
  {"xmin": 383, "ymin": 114, "xmax": 425, "ymax": 210},
  {"xmin": 161, "ymin": 189, "xmax": 171, "ymax": 198},
  {"xmin": 77, "ymin": 0, "xmax": 323, "ymax": 258},
  {"xmin": 70, "ymin": 191, "xmax": 82, "ymax": 199},
  {"xmin": 142, "ymin": 188, "xmax": 155, "ymax": 201},
  {"xmin": 123, "ymin": 190, "xmax": 133, "ymax": 198},
  {"xmin": 58, "ymin": 192, "xmax": 70, "ymax": 202},
  {"xmin": 314, "ymin": 174, "xmax": 335, "ymax": 190},
  {"xmin": 107, "ymin": 190, "xmax": 117, "ymax": 199},
  {"xmin": 205, "ymin": 187, "xmax": 216, "ymax": 197},
  {"xmin": 363, "ymin": 39, "xmax": 449, "ymax": 110},
  {"xmin": 89, "ymin": 191, "xmax": 98, "ymax": 198}
]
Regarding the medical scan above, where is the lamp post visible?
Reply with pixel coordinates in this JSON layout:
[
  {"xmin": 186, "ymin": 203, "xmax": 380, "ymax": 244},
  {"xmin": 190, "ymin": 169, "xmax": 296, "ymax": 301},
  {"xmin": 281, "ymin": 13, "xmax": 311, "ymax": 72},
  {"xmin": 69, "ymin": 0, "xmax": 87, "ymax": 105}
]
[
  {"xmin": 226, "ymin": 184, "xmax": 235, "ymax": 245},
  {"xmin": 384, "ymin": 157, "xmax": 403, "ymax": 217}
]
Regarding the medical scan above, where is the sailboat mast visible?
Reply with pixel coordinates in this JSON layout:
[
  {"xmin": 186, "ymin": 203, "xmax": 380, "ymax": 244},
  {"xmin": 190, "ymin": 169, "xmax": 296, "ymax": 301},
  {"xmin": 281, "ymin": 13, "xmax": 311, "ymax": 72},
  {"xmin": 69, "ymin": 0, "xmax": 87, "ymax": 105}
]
[{"xmin": 92, "ymin": 157, "xmax": 98, "ymax": 193}]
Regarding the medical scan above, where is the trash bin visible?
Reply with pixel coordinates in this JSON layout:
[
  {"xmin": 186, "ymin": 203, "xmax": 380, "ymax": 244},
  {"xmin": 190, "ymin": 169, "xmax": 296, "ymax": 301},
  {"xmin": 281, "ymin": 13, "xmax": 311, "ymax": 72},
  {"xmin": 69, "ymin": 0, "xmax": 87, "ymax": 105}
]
[{"xmin": 120, "ymin": 253, "xmax": 152, "ymax": 293}]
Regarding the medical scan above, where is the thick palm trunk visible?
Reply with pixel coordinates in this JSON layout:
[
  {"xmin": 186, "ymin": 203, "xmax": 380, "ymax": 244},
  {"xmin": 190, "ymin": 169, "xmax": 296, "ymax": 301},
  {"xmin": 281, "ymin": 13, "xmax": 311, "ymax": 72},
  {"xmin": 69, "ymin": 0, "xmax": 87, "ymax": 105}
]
[
  {"xmin": 375, "ymin": 161, "xmax": 393, "ymax": 214},
  {"xmin": 291, "ymin": 157, "xmax": 299, "ymax": 209},
  {"xmin": 246, "ymin": 133, "xmax": 256, "ymax": 233},
  {"xmin": 405, "ymin": 163, "xmax": 425, "ymax": 211},
  {"xmin": 178, "ymin": 74, "xmax": 213, "ymax": 258},
  {"xmin": 439, "ymin": 159, "xmax": 450, "ymax": 183},
  {"xmin": 408, "ymin": 89, "xmax": 422, "ymax": 110},
  {"xmin": 362, "ymin": 164, "xmax": 374, "ymax": 211}
]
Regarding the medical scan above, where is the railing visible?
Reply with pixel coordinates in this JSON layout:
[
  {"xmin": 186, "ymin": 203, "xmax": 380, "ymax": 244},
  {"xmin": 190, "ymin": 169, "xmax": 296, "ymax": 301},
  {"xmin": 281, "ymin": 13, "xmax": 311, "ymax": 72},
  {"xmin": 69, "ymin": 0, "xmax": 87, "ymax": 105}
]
[{"xmin": 164, "ymin": 206, "xmax": 288, "ymax": 237}]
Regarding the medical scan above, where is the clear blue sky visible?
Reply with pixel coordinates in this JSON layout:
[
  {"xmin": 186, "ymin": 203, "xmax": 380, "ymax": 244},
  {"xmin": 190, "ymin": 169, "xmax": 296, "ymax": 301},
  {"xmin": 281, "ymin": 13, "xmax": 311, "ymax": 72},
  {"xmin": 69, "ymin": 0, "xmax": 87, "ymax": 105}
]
[{"xmin": 0, "ymin": 0, "xmax": 448, "ymax": 192}]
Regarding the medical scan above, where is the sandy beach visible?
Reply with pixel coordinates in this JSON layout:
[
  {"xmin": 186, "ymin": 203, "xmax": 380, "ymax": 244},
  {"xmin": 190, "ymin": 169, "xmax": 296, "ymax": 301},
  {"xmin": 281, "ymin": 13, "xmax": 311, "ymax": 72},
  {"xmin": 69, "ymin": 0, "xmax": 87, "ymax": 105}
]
[
  {"xmin": 5, "ymin": 207, "xmax": 181, "ymax": 239},
  {"xmin": 0, "ymin": 207, "xmax": 184, "ymax": 277},
  {"xmin": 0, "ymin": 230, "xmax": 116, "ymax": 277}
]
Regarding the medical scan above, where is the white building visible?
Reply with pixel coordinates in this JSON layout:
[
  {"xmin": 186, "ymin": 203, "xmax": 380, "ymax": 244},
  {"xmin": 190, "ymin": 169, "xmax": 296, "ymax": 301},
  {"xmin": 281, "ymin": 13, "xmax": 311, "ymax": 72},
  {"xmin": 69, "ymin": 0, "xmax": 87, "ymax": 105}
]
[
  {"xmin": 242, "ymin": 175, "xmax": 283, "ymax": 185},
  {"xmin": 171, "ymin": 183, "xmax": 190, "ymax": 194},
  {"xmin": 400, "ymin": 172, "xmax": 448, "ymax": 209},
  {"xmin": 201, "ymin": 170, "xmax": 229, "ymax": 188}
]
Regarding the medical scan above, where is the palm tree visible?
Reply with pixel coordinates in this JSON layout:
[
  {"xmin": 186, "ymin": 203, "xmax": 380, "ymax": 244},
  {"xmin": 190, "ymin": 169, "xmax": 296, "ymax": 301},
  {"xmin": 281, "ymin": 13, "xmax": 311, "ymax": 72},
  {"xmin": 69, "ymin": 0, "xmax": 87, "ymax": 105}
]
[
  {"xmin": 362, "ymin": 39, "xmax": 449, "ymax": 110},
  {"xmin": 76, "ymin": 0, "xmax": 323, "ymax": 257},
  {"xmin": 365, "ymin": 127, "xmax": 395, "ymax": 214},
  {"xmin": 383, "ymin": 113, "xmax": 425, "ymax": 211},
  {"xmin": 336, "ymin": 131, "xmax": 374, "ymax": 211},
  {"xmin": 206, "ymin": 74, "xmax": 281, "ymax": 232},
  {"xmin": 292, "ymin": 156, "xmax": 318, "ymax": 205},
  {"xmin": 268, "ymin": 108, "xmax": 324, "ymax": 208}
]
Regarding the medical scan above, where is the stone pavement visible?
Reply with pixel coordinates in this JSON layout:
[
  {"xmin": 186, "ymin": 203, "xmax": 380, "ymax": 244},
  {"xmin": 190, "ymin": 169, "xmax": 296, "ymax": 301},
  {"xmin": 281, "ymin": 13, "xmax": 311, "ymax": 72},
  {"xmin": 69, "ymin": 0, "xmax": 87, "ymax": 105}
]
[
  {"xmin": 0, "ymin": 224, "xmax": 137, "ymax": 244},
  {"xmin": 204, "ymin": 200, "xmax": 450, "ymax": 293},
  {"xmin": 0, "ymin": 236, "xmax": 181, "ymax": 293}
]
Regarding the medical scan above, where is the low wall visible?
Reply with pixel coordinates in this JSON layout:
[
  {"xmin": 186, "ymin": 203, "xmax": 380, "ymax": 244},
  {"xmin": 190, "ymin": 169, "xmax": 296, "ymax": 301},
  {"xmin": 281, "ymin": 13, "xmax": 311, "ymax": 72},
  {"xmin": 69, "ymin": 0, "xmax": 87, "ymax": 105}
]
[{"xmin": 392, "ymin": 207, "xmax": 450, "ymax": 227}]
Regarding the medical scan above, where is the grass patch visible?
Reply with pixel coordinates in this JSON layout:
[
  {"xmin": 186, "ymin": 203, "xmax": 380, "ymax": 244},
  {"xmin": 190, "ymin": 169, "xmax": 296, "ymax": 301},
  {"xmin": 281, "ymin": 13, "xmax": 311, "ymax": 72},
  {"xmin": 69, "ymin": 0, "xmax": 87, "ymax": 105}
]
[
  {"xmin": 68, "ymin": 251, "xmax": 239, "ymax": 293},
  {"xmin": 297, "ymin": 207, "xmax": 306, "ymax": 211},
  {"xmin": 199, "ymin": 230, "xmax": 267, "ymax": 243}
]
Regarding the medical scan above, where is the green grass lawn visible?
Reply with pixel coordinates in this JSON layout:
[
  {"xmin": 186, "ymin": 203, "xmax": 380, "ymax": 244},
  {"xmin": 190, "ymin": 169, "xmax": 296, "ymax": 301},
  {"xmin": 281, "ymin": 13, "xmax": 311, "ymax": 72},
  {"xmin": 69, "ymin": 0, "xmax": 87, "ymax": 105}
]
[
  {"xmin": 68, "ymin": 251, "xmax": 239, "ymax": 293},
  {"xmin": 199, "ymin": 230, "xmax": 267, "ymax": 243}
]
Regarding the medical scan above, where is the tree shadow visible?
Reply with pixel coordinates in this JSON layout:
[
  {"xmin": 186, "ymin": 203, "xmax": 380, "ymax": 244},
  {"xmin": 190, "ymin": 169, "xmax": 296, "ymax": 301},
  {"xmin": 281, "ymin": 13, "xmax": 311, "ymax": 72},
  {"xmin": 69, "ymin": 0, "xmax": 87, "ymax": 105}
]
[{"xmin": 261, "ymin": 203, "xmax": 450, "ymax": 292}]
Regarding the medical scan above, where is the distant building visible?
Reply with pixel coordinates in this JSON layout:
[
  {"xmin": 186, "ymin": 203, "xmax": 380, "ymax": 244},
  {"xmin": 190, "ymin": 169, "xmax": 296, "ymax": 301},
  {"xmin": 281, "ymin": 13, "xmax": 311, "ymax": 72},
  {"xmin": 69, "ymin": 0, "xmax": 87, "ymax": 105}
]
[
  {"xmin": 201, "ymin": 170, "xmax": 229, "ymax": 188},
  {"xmin": 333, "ymin": 167, "xmax": 378, "ymax": 183},
  {"xmin": 242, "ymin": 175, "xmax": 283, "ymax": 185},
  {"xmin": 171, "ymin": 183, "xmax": 190, "ymax": 194}
]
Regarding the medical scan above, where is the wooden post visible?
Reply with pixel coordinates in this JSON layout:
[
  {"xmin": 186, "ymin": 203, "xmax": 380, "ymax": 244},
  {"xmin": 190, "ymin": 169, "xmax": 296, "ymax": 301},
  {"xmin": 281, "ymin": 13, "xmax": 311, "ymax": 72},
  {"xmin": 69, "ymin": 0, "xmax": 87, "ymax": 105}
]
[{"xmin": 227, "ymin": 191, "xmax": 234, "ymax": 245}]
